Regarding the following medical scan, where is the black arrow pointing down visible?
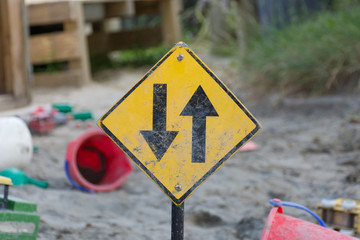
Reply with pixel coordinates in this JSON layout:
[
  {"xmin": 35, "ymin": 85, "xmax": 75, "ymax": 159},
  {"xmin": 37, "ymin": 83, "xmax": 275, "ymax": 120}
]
[{"xmin": 141, "ymin": 84, "xmax": 178, "ymax": 161}]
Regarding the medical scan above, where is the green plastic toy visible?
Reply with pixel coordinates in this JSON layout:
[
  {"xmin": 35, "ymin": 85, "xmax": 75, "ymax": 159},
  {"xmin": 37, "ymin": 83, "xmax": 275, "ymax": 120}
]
[
  {"xmin": 72, "ymin": 111, "xmax": 93, "ymax": 121},
  {"xmin": 0, "ymin": 176, "xmax": 40, "ymax": 240},
  {"xmin": 0, "ymin": 168, "xmax": 48, "ymax": 189},
  {"xmin": 52, "ymin": 103, "xmax": 73, "ymax": 113}
]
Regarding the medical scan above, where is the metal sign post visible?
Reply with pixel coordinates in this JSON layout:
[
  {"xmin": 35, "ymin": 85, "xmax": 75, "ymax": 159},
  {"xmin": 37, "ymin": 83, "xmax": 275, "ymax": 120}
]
[
  {"xmin": 98, "ymin": 42, "xmax": 261, "ymax": 239},
  {"xmin": 171, "ymin": 202, "xmax": 184, "ymax": 240}
]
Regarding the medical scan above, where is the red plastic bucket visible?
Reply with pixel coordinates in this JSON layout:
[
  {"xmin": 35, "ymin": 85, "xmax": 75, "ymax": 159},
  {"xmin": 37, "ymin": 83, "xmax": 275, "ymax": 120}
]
[
  {"xmin": 65, "ymin": 129, "xmax": 132, "ymax": 192},
  {"xmin": 261, "ymin": 206, "xmax": 359, "ymax": 240}
]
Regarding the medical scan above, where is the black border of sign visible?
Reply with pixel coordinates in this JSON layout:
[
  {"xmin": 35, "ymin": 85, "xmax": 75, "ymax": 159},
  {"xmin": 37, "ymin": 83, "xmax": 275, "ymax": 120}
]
[{"xmin": 99, "ymin": 45, "xmax": 261, "ymax": 205}]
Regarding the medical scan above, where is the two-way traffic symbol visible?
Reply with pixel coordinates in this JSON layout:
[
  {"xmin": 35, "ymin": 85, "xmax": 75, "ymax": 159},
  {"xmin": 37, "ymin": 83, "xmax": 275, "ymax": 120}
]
[
  {"xmin": 141, "ymin": 84, "xmax": 218, "ymax": 163},
  {"xmin": 98, "ymin": 42, "xmax": 261, "ymax": 205}
]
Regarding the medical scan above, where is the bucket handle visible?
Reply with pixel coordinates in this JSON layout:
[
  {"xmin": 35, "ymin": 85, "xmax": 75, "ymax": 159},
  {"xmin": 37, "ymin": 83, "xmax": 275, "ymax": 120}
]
[
  {"xmin": 64, "ymin": 160, "xmax": 95, "ymax": 193},
  {"xmin": 269, "ymin": 199, "xmax": 327, "ymax": 227}
]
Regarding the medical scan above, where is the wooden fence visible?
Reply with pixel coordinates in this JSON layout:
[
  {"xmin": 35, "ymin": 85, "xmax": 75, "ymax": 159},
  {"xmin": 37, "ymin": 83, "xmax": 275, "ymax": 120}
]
[{"xmin": 27, "ymin": 0, "xmax": 182, "ymax": 87}]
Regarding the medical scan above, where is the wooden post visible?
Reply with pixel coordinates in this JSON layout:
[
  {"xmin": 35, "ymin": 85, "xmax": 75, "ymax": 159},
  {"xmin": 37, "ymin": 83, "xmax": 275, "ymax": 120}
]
[
  {"xmin": 7, "ymin": 0, "xmax": 31, "ymax": 99},
  {"xmin": 0, "ymin": 0, "xmax": 13, "ymax": 94},
  {"xmin": 68, "ymin": 1, "xmax": 91, "ymax": 85},
  {"xmin": 159, "ymin": 0, "xmax": 182, "ymax": 46},
  {"xmin": 0, "ymin": 0, "xmax": 31, "ymax": 109},
  {"xmin": 0, "ymin": 1, "xmax": 6, "ymax": 94},
  {"xmin": 27, "ymin": 0, "xmax": 91, "ymax": 87}
]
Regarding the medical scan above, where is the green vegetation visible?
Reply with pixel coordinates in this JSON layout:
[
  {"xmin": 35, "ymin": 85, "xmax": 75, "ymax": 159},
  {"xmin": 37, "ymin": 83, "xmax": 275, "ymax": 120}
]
[
  {"xmin": 90, "ymin": 45, "xmax": 169, "ymax": 73},
  {"xmin": 240, "ymin": 5, "xmax": 360, "ymax": 95},
  {"xmin": 33, "ymin": 62, "xmax": 67, "ymax": 73}
]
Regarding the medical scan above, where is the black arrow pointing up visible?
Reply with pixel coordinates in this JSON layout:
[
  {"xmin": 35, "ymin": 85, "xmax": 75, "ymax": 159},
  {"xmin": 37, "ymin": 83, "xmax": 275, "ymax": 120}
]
[
  {"xmin": 180, "ymin": 86, "xmax": 218, "ymax": 163},
  {"xmin": 141, "ymin": 84, "xmax": 178, "ymax": 161}
]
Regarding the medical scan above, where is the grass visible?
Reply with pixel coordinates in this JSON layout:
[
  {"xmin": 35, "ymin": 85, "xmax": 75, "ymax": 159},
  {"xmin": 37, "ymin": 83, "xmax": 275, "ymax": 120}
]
[
  {"xmin": 33, "ymin": 45, "xmax": 169, "ymax": 74},
  {"xmin": 90, "ymin": 45, "xmax": 169, "ymax": 73},
  {"xmin": 240, "ymin": 6, "xmax": 360, "ymax": 95}
]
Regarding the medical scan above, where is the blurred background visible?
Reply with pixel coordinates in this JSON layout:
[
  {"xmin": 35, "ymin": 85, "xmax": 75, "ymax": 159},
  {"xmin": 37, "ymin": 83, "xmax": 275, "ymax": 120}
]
[
  {"xmin": 1, "ymin": 0, "xmax": 360, "ymax": 111},
  {"xmin": 1, "ymin": 1, "xmax": 360, "ymax": 239},
  {"xmin": 182, "ymin": 0, "xmax": 360, "ymax": 96}
]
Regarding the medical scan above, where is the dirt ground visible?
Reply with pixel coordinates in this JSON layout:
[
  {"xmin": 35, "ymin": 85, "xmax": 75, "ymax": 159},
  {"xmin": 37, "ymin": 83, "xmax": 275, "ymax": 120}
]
[{"xmin": 1, "ymin": 52, "xmax": 360, "ymax": 240}]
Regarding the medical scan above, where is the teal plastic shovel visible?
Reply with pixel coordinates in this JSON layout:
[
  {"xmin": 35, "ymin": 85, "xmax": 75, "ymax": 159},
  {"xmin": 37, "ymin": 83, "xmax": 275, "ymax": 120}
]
[{"xmin": 0, "ymin": 168, "xmax": 48, "ymax": 188}]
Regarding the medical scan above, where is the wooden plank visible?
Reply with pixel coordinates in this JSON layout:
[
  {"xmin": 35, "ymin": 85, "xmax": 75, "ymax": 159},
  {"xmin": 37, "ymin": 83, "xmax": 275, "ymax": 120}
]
[
  {"xmin": 1, "ymin": 0, "xmax": 13, "ymax": 94},
  {"xmin": 0, "ymin": 0, "xmax": 31, "ymax": 106},
  {"xmin": 92, "ymin": 22, "xmax": 106, "ymax": 33},
  {"xmin": 0, "ymin": 38, "xmax": 4, "ymax": 93},
  {"xmin": 26, "ymin": 0, "xmax": 133, "ymax": 3},
  {"xmin": 7, "ymin": 0, "xmax": 24, "ymax": 96},
  {"xmin": 26, "ymin": 0, "xmax": 70, "ymax": 4},
  {"xmin": 135, "ymin": 0, "xmax": 159, "ymax": 15},
  {"xmin": 135, "ymin": 1, "xmax": 159, "ymax": 15},
  {"xmin": 0, "ymin": 0, "xmax": 7, "ymax": 94},
  {"xmin": 84, "ymin": 1, "xmax": 135, "ymax": 22},
  {"xmin": 105, "ymin": 1, "xmax": 135, "ymax": 18},
  {"xmin": 27, "ymin": 1, "xmax": 76, "ymax": 25},
  {"xmin": 5, "ymin": 0, "xmax": 31, "ymax": 102},
  {"xmin": 29, "ymin": 1, "xmax": 90, "ymax": 86},
  {"xmin": 63, "ymin": 21, "xmax": 83, "ymax": 78},
  {"xmin": 87, "ymin": 27, "xmax": 162, "ymax": 54},
  {"xmin": 83, "ymin": 3, "xmax": 105, "ymax": 22},
  {"xmin": 33, "ymin": 70, "xmax": 82, "ymax": 87},
  {"xmin": 71, "ymin": 1, "xmax": 91, "ymax": 85},
  {"xmin": 30, "ymin": 31, "xmax": 80, "ymax": 64},
  {"xmin": 159, "ymin": 0, "xmax": 182, "ymax": 45}
]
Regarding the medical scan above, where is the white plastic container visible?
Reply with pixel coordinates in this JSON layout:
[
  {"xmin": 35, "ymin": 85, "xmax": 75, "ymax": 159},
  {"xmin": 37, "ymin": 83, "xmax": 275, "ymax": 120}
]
[{"xmin": 0, "ymin": 117, "xmax": 33, "ymax": 170}]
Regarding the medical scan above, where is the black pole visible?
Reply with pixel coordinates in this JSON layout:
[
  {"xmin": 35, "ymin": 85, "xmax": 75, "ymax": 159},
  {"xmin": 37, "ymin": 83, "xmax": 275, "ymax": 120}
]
[
  {"xmin": 171, "ymin": 202, "xmax": 184, "ymax": 240},
  {"xmin": 3, "ymin": 185, "xmax": 9, "ymax": 210}
]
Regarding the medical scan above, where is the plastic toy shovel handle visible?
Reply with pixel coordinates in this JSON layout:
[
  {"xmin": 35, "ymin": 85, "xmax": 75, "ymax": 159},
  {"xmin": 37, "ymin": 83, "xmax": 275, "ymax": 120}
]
[{"xmin": 25, "ymin": 176, "xmax": 49, "ymax": 188}]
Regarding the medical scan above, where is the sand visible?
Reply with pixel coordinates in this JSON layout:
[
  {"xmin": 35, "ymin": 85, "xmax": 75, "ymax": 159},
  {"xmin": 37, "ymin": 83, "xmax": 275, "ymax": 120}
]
[{"xmin": 1, "ymin": 55, "xmax": 360, "ymax": 240}]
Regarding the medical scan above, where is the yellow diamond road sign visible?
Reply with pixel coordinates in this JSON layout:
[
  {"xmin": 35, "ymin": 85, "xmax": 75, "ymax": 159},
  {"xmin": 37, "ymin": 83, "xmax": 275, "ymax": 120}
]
[{"xmin": 98, "ymin": 42, "xmax": 261, "ymax": 205}]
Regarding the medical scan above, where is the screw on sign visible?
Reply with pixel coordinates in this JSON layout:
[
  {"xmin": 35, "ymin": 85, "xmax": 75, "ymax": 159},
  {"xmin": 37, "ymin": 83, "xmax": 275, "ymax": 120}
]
[{"xmin": 98, "ymin": 42, "xmax": 261, "ymax": 240}]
